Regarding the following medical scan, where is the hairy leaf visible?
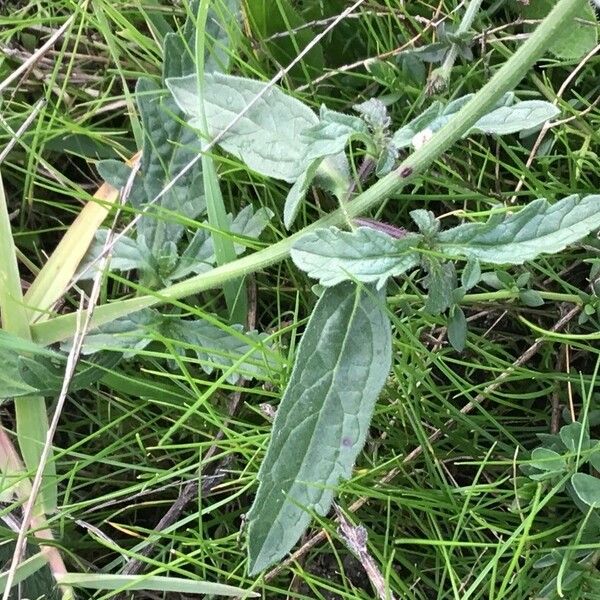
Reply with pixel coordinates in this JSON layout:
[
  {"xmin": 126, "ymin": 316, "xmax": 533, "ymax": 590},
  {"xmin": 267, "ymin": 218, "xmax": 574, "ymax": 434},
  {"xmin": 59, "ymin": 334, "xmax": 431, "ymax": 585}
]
[
  {"xmin": 423, "ymin": 260, "xmax": 456, "ymax": 314},
  {"xmin": 162, "ymin": 318, "xmax": 280, "ymax": 383},
  {"xmin": 167, "ymin": 72, "xmax": 318, "ymax": 182},
  {"xmin": 135, "ymin": 78, "xmax": 205, "ymax": 251},
  {"xmin": 170, "ymin": 205, "xmax": 273, "ymax": 280},
  {"xmin": 471, "ymin": 101, "xmax": 560, "ymax": 136},
  {"xmin": 71, "ymin": 309, "xmax": 279, "ymax": 383},
  {"xmin": 291, "ymin": 226, "xmax": 421, "ymax": 288},
  {"xmin": 283, "ymin": 158, "xmax": 323, "ymax": 229},
  {"xmin": 303, "ymin": 106, "xmax": 368, "ymax": 162},
  {"xmin": 437, "ymin": 195, "xmax": 600, "ymax": 264},
  {"xmin": 247, "ymin": 282, "xmax": 392, "ymax": 574},
  {"xmin": 76, "ymin": 229, "xmax": 150, "ymax": 280},
  {"xmin": 392, "ymin": 94, "xmax": 557, "ymax": 149}
]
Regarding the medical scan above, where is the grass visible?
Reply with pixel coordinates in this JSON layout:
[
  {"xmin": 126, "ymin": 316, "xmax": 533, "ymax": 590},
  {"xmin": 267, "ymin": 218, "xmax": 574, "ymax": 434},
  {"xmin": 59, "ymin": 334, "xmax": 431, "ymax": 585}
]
[{"xmin": 1, "ymin": 0, "xmax": 600, "ymax": 598}]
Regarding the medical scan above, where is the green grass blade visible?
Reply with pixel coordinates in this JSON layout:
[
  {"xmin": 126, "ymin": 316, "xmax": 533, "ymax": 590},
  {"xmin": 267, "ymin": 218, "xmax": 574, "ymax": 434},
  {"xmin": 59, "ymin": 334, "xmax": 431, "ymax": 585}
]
[
  {"xmin": 196, "ymin": 0, "xmax": 247, "ymax": 324},
  {"xmin": 0, "ymin": 552, "xmax": 49, "ymax": 594},
  {"xmin": 0, "ymin": 173, "xmax": 55, "ymax": 512},
  {"xmin": 54, "ymin": 573, "xmax": 259, "ymax": 597}
]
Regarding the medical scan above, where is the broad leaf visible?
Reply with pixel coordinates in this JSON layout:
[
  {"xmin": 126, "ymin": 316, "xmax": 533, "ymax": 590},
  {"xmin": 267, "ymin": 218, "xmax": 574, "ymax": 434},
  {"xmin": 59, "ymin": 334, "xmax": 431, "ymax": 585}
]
[
  {"xmin": 247, "ymin": 282, "xmax": 392, "ymax": 574},
  {"xmin": 134, "ymin": 77, "xmax": 205, "ymax": 253},
  {"xmin": 353, "ymin": 98, "xmax": 390, "ymax": 131},
  {"xmin": 0, "ymin": 334, "xmax": 120, "ymax": 400},
  {"xmin": 571, "ymin": 473, "xmax": 600, "ymax": 508},
  {"xmin": 162, "ymin": 318, "xmax": 280, "ymax": 383},
  {"xmin": 437, "ymin": 195, "xmax": 600, "ymax": 264},
  {"xmin": 169, "ymin": 205, "xmax": 273, "ymax": 280},
  {"xmin": 447, "ymin": 306, "xmax": 467, "ymax": 352},
  {"xmin": 167, "ymin": 72, "xmax": 318, "ymax": 182},
  {"xmin": 76, "ymin": 229, "xmax": 149, "ymax": 280},
  {"xmin": 72, "ymin": 309, "xmax": 280, "ymax": 383},
  {"xmin": 291, "ymin": 226, "xmax": 421, "ymax": 289},
  {"xmin": 284, "ymin": 158, "xmax": 323, "ymax": 229},
  {"xmin": 70, "ymin": 310, "xmax": 162, "ymax": 358}
]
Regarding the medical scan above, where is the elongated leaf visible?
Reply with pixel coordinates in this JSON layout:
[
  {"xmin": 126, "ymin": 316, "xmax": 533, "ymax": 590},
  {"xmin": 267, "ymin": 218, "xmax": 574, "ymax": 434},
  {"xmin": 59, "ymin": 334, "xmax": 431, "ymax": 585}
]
[
  {"xmin": 291, "ymin": 226, "xmax": 421, "ymax": 288},
  {"xmin": 423, "ymin": 260, "xmax": 456, "ymax": 315},
  {"xmin": 437, "ymin": 195, "xmax": 600, "ymax": 264},
  {"xmin": 170, "ymin": 205, "xmax": 273, "ymax": 280},
  {"xmin": 247, "ymin": 282, "xmax": 392, "ymax": 574},
  {"xmin": 135, "ymin": 78, "xmax": 205, "ymax": 253},
  {"xmin": 167, "ymin": 72, "xmax": 318, "ymax": 182},
  {"xmin": 55, "ymin": 573, "xmax": 258, "ymax": 597},
  {"xmin": 0, "ymin": 344, "xmax": 120, "ymax": 400},
  {"xmin": 284, "ymin": 158, "xmax": 323, "ymax": 229},
  {"xmin": 471, "ymin": 101, "xmax": 560, "ymax": 136},
  {"xmin": 391, "ymin": 94, "xmax": 557, "ymax": 149}
]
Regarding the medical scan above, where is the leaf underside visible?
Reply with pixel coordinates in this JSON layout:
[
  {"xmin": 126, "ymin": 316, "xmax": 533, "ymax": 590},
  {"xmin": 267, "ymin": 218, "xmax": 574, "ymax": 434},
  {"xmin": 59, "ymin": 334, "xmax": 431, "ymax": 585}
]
[{"xmin": 247, "ymin": 282, "xmax": 392, "ymax": 574}]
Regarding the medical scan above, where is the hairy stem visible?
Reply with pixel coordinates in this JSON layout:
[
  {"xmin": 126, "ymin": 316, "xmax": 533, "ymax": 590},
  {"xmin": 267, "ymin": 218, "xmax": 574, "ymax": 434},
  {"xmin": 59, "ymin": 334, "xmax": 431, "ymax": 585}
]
[{"xmin": 31, "ymin": 0, "xmax": 586, "ymax": 347}]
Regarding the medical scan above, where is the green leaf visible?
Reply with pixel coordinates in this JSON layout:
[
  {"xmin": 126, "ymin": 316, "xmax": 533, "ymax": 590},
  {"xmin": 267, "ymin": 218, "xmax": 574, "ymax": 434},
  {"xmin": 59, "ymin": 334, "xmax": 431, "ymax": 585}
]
[
  {"xmin": 447, "ymin": 306, "xmax": 467, "ymax": 352},
  {"xmin": 162, "ymin": 317, "xmax": 281, "ymax": 383},
  {"xmin": 519, "ymin": 289, "xmax": 545, "ymax": 307},
  {"xmin": 437, "ymin": 195, "xmax": 600, "ymax": 264},
  {"xmin": 55, "ymin": 572, "xmax": 259, "ymax": 597},
  {"xmin": 71, "ymin": 309, "xmax": 280, "ymax": 383},
  {"xmin": 560, "ymin": 422, "xmax": 591, "ymax": 453},
  {"xmin": 521, "ymin": 0, "xmax": 598, "ymax": 60},
  {"xmin": 291, "ymin": 226, "xmax": 421, "ymax": 289},
  {"xmin": 71, "ymin": 310, "xmax": 162, "ymax": 357},
  {"xmin": 353, "ymin": 98, "xmax": 390, "ymax": 131},
  {"xmin": 470, "ymin": 101, "xmax": 560, "ymax": 136},
  {"xmin": 423, "ymin": 261, "xmax": 456, "ymax": 315},
  {"xmin": 303, "ymin": 106, "xmax": 369, "ymax": 162},
  {"xmin": 168, "ymin": 205, "xmax": 272, "ymax": 281},
  {"xmin": 461, "ymin": 257, "xmax": 481, "ymax": 290},
  {"xmin": 284, "ymin": 157, "xmax": 323, "ymax": 229},
  {"xmin": 530, "ymin": 447, "xmax": 567, "ymax": 473},
  {"xmin": 247, "ymin": 282, "xmax": 392, "ymax": 574},
  {"xmin": 167, "ymin": 72, "xmax": 318, "ymax": 182},
  {"xmin": 391, "ymin": 94, "xmax": 558, "ymax": 148},
  {"xmin": 571, "ymin": 473, "xmax": 600, "ymax": 508},
  {"xmin": 134, "ymin": 78, "xmax": 205, "ymax": 255},
  {"xmin": 76, "ymin": 229, "xmax": 150, "ymax": 280}
]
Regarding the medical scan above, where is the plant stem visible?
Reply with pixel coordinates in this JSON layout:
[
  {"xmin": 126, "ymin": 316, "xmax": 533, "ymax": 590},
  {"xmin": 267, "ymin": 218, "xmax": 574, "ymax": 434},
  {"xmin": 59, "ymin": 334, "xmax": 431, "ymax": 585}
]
[
  {"xmin": 388, "ymin": 289, "xmax": 583, "ymax": 306},
  {"xmin": 427, "ymin": 0, "xmax": 484, "ymax": 94},
  {"xmin": 30, "ymin": 0, "xmax": 587, "ymax": 347}
]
